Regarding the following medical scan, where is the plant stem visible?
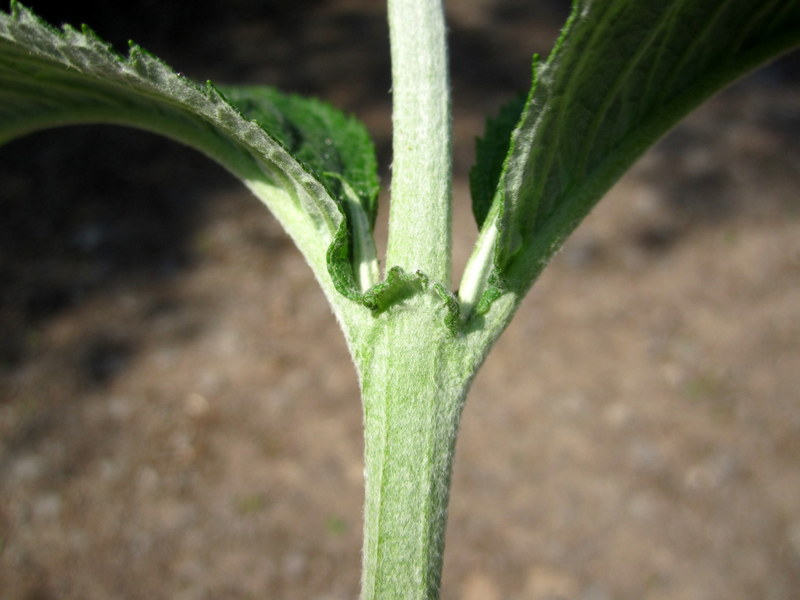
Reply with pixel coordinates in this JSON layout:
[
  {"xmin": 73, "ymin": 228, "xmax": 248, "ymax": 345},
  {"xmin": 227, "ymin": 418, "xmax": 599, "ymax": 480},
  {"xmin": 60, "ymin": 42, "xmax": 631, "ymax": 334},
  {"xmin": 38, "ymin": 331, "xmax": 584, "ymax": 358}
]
[
  {"xmin": 357, "ymin": 295, "xmax": 473, "ymax": 600},
  {"xmin": 385, "ymin": 0, "xmax": 452, "ymax": 286}
]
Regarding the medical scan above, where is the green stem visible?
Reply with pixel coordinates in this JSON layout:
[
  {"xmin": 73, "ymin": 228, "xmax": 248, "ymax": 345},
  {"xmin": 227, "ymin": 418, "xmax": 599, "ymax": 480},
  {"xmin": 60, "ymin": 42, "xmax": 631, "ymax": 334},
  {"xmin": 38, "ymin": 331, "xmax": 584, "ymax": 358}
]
[
  {"xmin": 385, "ymin": 0, "xmax": 452, "ymax": 286},
  {"xmin": 356, "ymin": 295, "xmax": 473, "ymax": 600}
]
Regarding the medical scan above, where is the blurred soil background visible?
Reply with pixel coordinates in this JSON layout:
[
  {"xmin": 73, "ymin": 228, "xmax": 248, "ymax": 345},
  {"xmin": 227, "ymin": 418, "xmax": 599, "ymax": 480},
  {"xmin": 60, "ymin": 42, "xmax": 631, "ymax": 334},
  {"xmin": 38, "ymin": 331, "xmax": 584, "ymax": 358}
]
[{"xmin": 1, "ymin": 1, "xmax": 799, "ymax": 598}]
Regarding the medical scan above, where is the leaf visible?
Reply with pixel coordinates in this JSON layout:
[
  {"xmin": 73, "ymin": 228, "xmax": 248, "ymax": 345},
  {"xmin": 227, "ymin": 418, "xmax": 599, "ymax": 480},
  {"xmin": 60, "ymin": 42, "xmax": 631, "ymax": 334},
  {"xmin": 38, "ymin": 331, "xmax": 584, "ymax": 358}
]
[
  {"xmin": 0, "ymin": 2, "xmax": 379, "ymax": 312},
  {"xmin": 469, "ymin": 92, "xmax": 526, "ymax": 228},
  {"xmin": 476, "ymin": 0, "xmax": 800, "ymax": 308},
  {"xmin": 220, "ymin": 85, "xmax": 379, "ymax": 229}
]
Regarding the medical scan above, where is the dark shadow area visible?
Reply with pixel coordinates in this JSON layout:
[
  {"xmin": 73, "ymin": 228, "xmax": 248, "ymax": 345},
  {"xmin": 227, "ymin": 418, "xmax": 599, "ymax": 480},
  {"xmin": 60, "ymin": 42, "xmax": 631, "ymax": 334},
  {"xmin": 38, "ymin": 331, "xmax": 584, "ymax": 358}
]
[
  {"xmin": 449, "ymin": 0, "xmax": 572, "ymax": 105},
  {"xmin": 0, "ymin": 126, "xmax": 235, "ymax": 370}
]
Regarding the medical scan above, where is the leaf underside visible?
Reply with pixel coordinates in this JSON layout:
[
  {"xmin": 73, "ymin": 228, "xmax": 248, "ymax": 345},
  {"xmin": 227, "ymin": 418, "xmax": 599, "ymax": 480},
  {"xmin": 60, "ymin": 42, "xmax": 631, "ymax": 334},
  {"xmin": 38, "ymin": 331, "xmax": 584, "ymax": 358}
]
[
  {"xmin": 472, "ymin": 0, "xmax": 800, "ymax": 312},
  {"xmin": 0, "ymin": 1, "xmax": 378, "ymax": 308}
]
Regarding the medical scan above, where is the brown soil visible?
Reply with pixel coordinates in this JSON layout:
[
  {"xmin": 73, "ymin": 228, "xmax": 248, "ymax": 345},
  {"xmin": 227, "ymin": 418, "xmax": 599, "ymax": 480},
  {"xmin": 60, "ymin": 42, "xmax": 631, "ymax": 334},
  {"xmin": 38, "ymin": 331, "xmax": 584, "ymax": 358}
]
[{"xmin": 2, "ymin": 2, "xmax": 799, "ymax": 599}]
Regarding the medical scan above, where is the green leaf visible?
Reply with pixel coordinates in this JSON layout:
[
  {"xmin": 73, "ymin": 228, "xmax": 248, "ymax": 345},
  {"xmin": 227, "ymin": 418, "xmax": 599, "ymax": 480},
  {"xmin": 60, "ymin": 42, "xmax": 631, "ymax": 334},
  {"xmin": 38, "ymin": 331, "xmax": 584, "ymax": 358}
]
[
  {"xmin": 220, "ymin": 85, "xmax": 379, "ymax": 229},
  {"xmin": 469, "ymin": 92, "xmax": 526, "ymax": 229},
  {"xmin": 0, "ymin": 1, "xmax": 379, "ymax": 320},
  {"xmin": 477, "ymin": 0, "xmax": 800, "ymax": 307}
]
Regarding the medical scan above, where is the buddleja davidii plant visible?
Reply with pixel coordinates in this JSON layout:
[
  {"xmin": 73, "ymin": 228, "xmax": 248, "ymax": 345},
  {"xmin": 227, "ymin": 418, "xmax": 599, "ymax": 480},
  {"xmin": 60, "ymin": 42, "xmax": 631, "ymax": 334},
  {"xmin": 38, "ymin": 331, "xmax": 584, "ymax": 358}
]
[{"xmin": 1, "ymin": 1, "xmax": 799, "ymax": 599}]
